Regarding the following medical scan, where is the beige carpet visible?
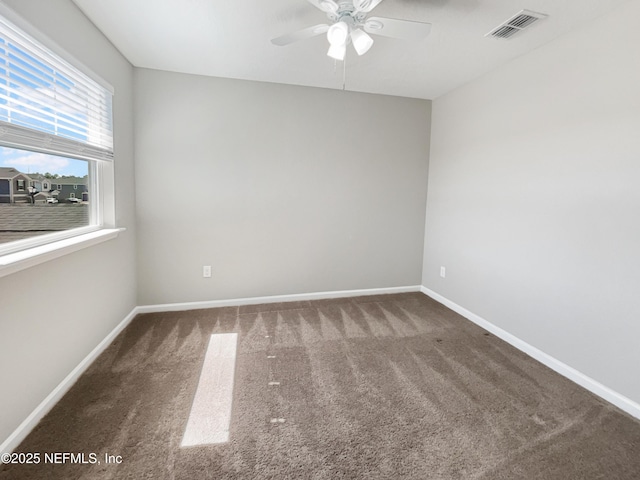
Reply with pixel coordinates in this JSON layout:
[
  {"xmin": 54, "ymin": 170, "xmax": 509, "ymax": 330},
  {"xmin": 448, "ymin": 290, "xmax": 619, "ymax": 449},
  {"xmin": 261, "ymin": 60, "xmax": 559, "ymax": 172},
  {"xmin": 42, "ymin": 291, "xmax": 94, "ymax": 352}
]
[{"xmin": 2, "ymin": 292, "xmax": 640, "ymax": 479}]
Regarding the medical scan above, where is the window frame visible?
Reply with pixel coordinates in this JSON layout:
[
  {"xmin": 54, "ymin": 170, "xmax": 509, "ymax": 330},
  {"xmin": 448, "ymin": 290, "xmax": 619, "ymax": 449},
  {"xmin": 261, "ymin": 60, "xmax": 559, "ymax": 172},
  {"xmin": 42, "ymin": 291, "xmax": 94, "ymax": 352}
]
[{"xmin": 0, "ymin": 4, "xmax": 119, "ymax": 272}]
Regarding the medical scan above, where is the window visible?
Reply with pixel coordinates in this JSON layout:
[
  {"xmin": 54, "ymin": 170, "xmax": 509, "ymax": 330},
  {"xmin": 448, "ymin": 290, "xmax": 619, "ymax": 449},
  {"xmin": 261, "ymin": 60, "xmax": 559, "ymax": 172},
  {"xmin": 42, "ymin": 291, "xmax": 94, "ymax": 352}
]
[{"xmin": 0, "ymin": 8, "xmax": 114, "ymax": 258}]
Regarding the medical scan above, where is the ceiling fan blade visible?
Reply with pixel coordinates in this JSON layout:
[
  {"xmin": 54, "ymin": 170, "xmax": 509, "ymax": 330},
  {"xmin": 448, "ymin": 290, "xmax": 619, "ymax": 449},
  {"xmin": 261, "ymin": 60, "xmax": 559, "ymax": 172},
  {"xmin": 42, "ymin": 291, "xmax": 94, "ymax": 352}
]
[
  {"xmin": 353, "ymin": 0, "xmax": 385, "ymax": 14},
  {"xmin": 271, "ymin": 24, "xmax": 329, "ymax": 46},
  {"xmin": 306, "ymin": 0, "xmax": 339, "ymax": 14},
  {"xmin": 364, "ymin": 17, "xmax": 432, "ymax": 41}
]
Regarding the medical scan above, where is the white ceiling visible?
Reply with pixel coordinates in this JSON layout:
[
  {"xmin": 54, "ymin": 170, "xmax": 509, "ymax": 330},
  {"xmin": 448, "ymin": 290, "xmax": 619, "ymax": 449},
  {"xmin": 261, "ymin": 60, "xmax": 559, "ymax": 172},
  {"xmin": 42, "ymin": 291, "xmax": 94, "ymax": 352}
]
[{"xmin": 71, "ymin": 0, "xmax": 629, "ymax": 99}]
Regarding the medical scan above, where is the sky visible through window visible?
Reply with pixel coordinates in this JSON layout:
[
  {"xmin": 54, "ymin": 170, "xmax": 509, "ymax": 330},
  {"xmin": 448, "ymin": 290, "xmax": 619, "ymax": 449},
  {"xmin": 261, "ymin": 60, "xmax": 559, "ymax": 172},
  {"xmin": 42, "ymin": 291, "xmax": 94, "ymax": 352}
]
[{"xmin": 0, "ymin": 146, "xmax": 87, "ymax": 177}]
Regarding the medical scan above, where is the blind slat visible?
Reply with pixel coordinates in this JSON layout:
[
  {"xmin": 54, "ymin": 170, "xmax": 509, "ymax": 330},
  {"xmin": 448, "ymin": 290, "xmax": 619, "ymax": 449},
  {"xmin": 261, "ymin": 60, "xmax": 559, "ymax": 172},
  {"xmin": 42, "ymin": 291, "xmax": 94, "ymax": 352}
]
[
  {"xmin": 0, "ymin": 120, "xmax": 113, "ymax": 162},
  {"xmin": 0, "ymin": 61, "xmax": 111, "ymax": 114},
  {"xmin": 0, "ymin": 89, "xmax": 112, "ymax": 131},
  {"xmin": 0, "ymin": 89, "xmax": 113, "ymax": 138}
]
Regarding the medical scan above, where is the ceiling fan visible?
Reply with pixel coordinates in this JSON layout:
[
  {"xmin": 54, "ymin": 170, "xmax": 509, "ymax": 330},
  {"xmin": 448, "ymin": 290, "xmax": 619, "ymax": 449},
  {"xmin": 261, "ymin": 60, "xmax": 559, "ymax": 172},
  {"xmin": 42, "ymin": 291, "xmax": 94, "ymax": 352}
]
[{"xmin": 272, "ymin": 0, "xmax": 432, "ymax": 60}]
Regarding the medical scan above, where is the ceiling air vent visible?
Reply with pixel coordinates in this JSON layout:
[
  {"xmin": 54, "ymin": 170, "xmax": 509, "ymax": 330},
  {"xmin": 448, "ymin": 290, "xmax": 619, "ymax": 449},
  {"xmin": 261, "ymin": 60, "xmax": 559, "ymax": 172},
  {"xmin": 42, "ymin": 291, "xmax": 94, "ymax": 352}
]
[{"xmin": 486, "ymin": 10, "xmax": 548, "ymax": 39}]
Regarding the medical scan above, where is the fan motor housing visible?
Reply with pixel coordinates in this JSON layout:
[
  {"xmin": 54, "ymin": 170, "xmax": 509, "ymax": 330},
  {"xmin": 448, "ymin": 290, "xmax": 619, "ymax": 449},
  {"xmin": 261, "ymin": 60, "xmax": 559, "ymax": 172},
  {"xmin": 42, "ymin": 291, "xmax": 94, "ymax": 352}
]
[{"xmin": 328, "ymin": 1, "xmax": 367, "ymax": 23}]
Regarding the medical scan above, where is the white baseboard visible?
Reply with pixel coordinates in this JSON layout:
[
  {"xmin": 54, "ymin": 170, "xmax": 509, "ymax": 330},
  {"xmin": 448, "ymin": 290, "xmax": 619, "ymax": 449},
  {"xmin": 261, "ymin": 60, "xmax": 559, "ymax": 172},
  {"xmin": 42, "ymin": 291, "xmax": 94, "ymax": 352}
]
[
  {"xmin": 8, "ymin": 283, "xmax": 635, "ymax": 456},
  {"xmin": 0, "ymin": 306, "xmax": 141, "ymax": 456},
  {"xmin": 137, "ymin": 285, "xmax": 422, "ymax": 314},
  {"xmin": 420, "ymin": 286, "xmax": 640, "ymax": 420}
]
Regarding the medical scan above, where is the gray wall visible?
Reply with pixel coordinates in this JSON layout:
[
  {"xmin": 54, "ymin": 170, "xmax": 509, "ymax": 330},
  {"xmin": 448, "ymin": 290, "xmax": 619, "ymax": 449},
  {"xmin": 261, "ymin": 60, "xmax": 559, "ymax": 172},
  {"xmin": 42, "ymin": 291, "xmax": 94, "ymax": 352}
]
[
  {"xmin": 135, "ymin": 69, "xmax": 430, "ymax": 305},
  {"xmin": 0, "ymin": 0, "xmax": 136, "ymax": 444},
  {"xmin": 423, "ymin": 0, "xmax": 640, "ymax": 404}
]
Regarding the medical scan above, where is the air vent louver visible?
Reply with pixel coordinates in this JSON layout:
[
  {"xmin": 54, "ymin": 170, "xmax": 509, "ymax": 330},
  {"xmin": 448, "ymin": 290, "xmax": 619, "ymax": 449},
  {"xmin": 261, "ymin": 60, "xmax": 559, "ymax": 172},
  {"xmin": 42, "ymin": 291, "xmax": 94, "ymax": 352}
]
[
  {"xmin": 492, "ymin": 25, "xmax": 519, "ymax": 39},
  {"xmin": 487, "ymin": 9, "xmax": 548, "ymax": 39},
  {"xmin": 509, "ymin": 14, "xmax": 539, "ymax": 29}
]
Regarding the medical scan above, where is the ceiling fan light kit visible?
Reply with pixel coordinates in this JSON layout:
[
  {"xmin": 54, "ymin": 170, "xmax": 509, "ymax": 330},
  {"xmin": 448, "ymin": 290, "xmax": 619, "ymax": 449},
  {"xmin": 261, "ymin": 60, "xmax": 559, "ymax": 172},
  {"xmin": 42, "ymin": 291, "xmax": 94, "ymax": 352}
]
[
  {"xmin": 327, "ymin": 21, "xmax": 349, "ymax": 45},
  {"xmin": 327, "ymin": 42, "xmax": 347, "ymax": 60},
  {"xmin": 350, "ymin": 28, "xmax": 373, "ymax": 55},
  {"xmin": 272, "ymin": 0, "xmax": 431, "ymax": 60}
]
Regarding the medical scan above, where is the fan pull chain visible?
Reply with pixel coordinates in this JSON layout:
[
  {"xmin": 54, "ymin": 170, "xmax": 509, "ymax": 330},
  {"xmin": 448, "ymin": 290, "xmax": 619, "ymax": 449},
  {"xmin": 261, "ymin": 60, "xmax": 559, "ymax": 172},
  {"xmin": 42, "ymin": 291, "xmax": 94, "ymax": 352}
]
[
  {"xmin": 342, "ymin": 56, "xmax": 347, "ymax": 91},
  {"xmin": 333, "ymin": 58, "xmax": 347, "ymax": 91}
]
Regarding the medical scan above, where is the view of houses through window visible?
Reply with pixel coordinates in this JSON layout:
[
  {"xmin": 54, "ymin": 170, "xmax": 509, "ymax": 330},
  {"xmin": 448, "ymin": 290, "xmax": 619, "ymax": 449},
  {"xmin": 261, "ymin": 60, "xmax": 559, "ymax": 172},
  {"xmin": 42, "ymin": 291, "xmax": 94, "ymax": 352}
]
[{"xmin": 0, "ymin": 145, "xmax": 90, "ymax": 245}]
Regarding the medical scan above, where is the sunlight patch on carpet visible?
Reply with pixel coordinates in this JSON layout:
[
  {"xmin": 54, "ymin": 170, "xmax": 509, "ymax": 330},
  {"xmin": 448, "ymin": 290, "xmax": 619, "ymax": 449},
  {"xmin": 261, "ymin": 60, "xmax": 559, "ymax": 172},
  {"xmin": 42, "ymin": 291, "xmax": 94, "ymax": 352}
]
[{"xmin": 181, "ymin": 333, "xmax": 238, "ymax": 447}]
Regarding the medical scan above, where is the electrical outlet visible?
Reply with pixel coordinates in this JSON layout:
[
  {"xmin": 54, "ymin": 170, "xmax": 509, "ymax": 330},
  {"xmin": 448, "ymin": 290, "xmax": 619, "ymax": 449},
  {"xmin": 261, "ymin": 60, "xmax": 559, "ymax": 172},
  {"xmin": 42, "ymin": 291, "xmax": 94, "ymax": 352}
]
[
  {"xmin": 203, "ymin": 265, "xmax": 212, "ymax": 278},
  {"xmin": 440, "ymin": 266, "xmax": 446, "ymax": 278}
]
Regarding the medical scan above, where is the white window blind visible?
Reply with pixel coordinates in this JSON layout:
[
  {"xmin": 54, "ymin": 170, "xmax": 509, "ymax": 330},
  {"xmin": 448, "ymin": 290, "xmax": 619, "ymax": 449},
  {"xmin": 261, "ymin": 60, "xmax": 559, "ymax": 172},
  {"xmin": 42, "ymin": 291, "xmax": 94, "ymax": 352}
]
[{"xmin": 0, "ymin": 16, "xmax": 113, "ymax": 162}]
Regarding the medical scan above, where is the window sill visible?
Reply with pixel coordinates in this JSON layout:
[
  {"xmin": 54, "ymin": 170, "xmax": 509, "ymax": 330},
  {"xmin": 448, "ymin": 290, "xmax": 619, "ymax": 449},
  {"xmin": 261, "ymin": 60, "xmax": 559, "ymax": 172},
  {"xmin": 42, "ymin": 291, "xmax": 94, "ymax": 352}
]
[{"xmin": 0, "ymin": 228, "xmax": 124, "ymax": 279}]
